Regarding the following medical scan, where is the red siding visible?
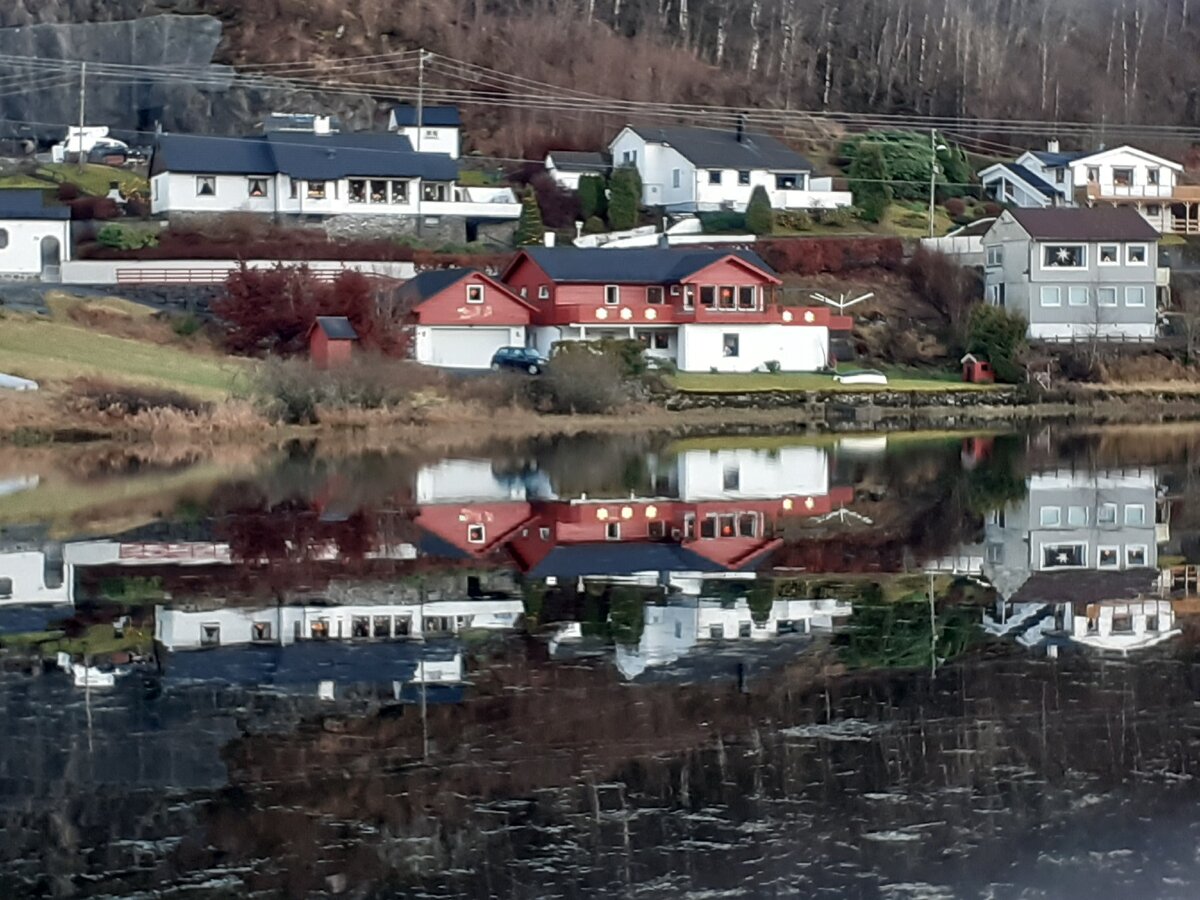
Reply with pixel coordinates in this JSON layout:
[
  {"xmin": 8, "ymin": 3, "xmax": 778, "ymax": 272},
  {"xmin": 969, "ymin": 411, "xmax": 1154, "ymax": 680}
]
[
  {"xmin": 308, "ymin": 330, "xmax": 355, "ymax": 369},
  {"xmin": 500, "ymin": 254, "xmax": 555, "ymax": 308},
  {"xmin": 414, "ymin": 272, "xmax": 532, "ymax": 326},
  {"xmin": 415, "ymin": 503, "xmax": 535, "ymax": 555}
]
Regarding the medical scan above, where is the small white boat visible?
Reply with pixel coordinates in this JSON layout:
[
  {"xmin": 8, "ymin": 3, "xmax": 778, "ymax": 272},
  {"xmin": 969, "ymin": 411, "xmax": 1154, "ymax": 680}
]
[
  {"xmin": 71, "ymin": 663, "xmax": 116, "ymax": 688},
  {"xmin": 0, "ymin": 372, "xmax": 38, "ymax": 391},
  {"xmin": 834, "ymin": 369, "xmax": 889, "ymax": 386}
]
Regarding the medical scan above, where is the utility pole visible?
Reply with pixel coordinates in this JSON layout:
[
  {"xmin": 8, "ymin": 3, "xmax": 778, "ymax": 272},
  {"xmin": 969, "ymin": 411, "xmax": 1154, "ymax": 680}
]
[
  {"xmin": 416, "ymin": 48, "xmax": 426, "ymax": 152},
  {"xmin": 76, "ymin": 61, "xmax": 87, "ymax": 171},
  {"xmin": 927, "ymin": 127, "xmax": 936, "ymax": 239}
]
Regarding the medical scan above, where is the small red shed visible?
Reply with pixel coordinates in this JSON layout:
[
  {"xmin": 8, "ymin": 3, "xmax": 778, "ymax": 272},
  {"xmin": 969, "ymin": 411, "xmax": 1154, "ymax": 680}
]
[
  {"xmin": 308, "ymin": 316, "xmax": 359, "ymax": 369},
  {"xmin": 961, "ymin": 353, "xmax": 995, "ymax": 384}
]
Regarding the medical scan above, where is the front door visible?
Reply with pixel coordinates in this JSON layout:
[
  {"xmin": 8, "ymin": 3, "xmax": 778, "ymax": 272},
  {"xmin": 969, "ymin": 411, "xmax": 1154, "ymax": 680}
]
[{"xmin": 40, "ymin": 236, "xmax": 61, "ymax": 282}]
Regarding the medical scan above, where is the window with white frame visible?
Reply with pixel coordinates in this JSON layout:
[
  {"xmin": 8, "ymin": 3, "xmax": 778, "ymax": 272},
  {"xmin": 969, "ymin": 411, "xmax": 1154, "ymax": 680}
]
[
  {"xmin": 1126, "ymin": 244, "xmax": 1148, "ymax": 264},
  {"xmin": 1124, "ymin": 504, "xmax": 1146, "ymax": 525},
  {"xmin": 467, "ymin": 524, "xmax": 486, "ymax": 544},
  {"xmin": 1097, "ymin": 287, "xmax": 1118, "ymax": 307},
  {"xmin": 737, "ymin": 170, "xmax": 751, "ymax": 185},
  {"xmin": 1067, "ymin": 506, "xmax": 1088, "ymax": 526},
  {"xmin": 349, "ymin": 179, "xmax": 366, "ymax": 203},
  {"xmin": 1113, "ymin": 167, "xmax": 1134, "ymax": 186},
  {"xmin": 1147, "ymin": 204, "xmax": 1162, "ymax": 216},
  {"xmin": 985, "ymin": 284, "xmax": 999, "ymax": 303},
  {"xmin": 1040, "ymin": 506, "xmax": 1061, "ymax": 526},
  {"xmin": 737, "ymin": 286, "xmax": 756, "ymax": 309},
  {"xmin": 1040, "ymin": 286, "xmax": 1062, "ymax": 307},
  {"xmin": 708, "ymin": 170, "xmax": 722, "ymax": 185},
  {"xmin": 1044, "ymin": 245, "xmax": 1085, "ymax": 267},
  {"xmin": 1055, "ymin": 168, "xmax": 1065, "ymax": 184},
  {"xmin": 1098, "ymin": 244, "xmax": 1120, "ymax": 265},
  {"xmin": 986, "ymin": 245, "xmax": 1003, "ymax": 267},
  {"xmin": 1042, "ymin": 543, "xmax": 1086, "ymax": 568},
  {"xmin": 1069, "ymin": 286, "xmax": 1089, "ymax": 307},
  {"xmin": 672, "ymin": 168, "xmax": 681, "ymax": 189},
  {"xmin": 538, "ymin": 284, "xmax": 550, "ymax": 299},
  {"xmin": 0, "ymin": 228, "xmax": 7, "ymax": 250},
  {"xmin": 605, "ymin": 522, "xmax": 621, "ymax": 540},
  {"xmin": 1098, "ymin": 546, "xmax": 1120, "ymax": 568},
  {"xmin": 986, "ymin": 543, "xmax": 1004, "ymax": 564},
  {"xmin": 646, "ymin": 286, "xmax": 664, "ymax": 304},
  {"xmin": 289, "ymin": 177, "xmax": 300, "ymax": 199},
  {"xmin": 604, "ymin": 284, "xmax": 620, "ymax": 305},
  {"xmin": 307, "ymin": 180, "xmax": 327, "ymax": 200},
  {"xmin": 1087, "ymin": 166, "xmax": 1100, "ymax": 182},
  {"xmin": 466, "ymin": 284, "xmax": 484, "ymax": 304},
  {"xmin": 195, "ymin": 175, "xmax": 216, "ymax": 197},
  {"xmin": 1125, "ymin": 286, "xmax": 1146, "ymax": 307},
  {"xmin": 248, "ymin": 177, "xmax": 269, "ymax": 198},
  {"xmin": 390, "ymin": 180, "xmax": 409, "ymax": 203},
  {"xmin": 1098, "ymin": 502, "xmax": 1118, "ymax": 525},
  {"xmin": 1148, "ymin": 168, "xmax": 1161, "ymax": 186},
  {"xmin": 1126, "ymin": 545, "xmax": 1148, "ymax": 567}
]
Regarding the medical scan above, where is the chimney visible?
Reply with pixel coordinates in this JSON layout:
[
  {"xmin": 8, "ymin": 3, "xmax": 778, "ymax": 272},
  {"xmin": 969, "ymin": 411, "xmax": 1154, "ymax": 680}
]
[
  {"xmin": 313, "ymin": 115, "xmax": 332, "ymax": 135},
  {"xmin": 1047, "ymin": 138, "xmax": 1060, "ymax": 154},
  {"xmin": 543, "ymin": 232, "xmax": 556, "ymax": 248},
  {"xmin": 736, "ymin": 114, "xmax": 746, "ymax": 144},
  {"xmin": 657, "ymin": 233, "xmax": 670, "ymax": 249}
]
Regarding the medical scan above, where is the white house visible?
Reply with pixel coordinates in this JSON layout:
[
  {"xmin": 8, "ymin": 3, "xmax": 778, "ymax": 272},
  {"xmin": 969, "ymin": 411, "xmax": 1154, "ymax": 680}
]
[
  {"xmin": 607, "ymin": 123, "xmax": 852, "ymax": 213},
  {"xmin": 980, "ymin": 141, "xmax": 1192, "ymax": 234},
  {"xmin": 0, "ymin": 549, "xmax": 71, "ymax": 605},
  {"xmin": 149, "ymin": 131, "xmax": 518, "ymax": 224},
  {"xmin": 544, "ymin": 150, "xmax": 610, "ymax": 191},
  {"xmin": 387, "ymin": 104, "xmax": 461, "ymax": 159},
  {"xmin": 0, "ymin": 189, "xmax": 71, "ymax": 280}
]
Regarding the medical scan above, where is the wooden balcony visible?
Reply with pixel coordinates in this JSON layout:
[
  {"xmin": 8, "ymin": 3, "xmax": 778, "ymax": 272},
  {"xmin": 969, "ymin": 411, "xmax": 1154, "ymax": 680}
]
[{"xmin": 537, "ymin": 302, "xmax": 853, "ymax": 329}]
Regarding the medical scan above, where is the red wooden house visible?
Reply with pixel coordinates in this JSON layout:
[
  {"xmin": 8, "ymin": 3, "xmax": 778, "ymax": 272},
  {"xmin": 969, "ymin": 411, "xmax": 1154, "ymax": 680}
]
[{"xmin": 307, "ymin": 316, "xmax": 359, "ymax": 369}]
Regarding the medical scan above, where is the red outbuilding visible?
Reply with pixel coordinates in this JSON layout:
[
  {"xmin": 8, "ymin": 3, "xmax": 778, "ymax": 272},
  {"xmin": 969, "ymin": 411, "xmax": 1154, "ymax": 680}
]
[{"xmin": 308, "ymin": 316, "xmax": 359, "ymax": 369}]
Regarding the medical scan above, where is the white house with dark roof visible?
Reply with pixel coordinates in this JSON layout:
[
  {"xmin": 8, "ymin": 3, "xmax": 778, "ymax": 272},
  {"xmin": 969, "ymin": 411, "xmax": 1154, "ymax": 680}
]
[
  {"xmin": 608, "ymin": 123, "xmax": 852, "ymax": 213},
  {"xmin": 980, "ymin": 141, "xmax": 1191, "ymax": 234},
  {"xmin": 387, "ymin": 104, "xmax": 461, "ymax": 159},
  {"xmin": 148, "ymin": 131, "xmax": 517, "ymax": 225},
  {"xmin": 982, "ymin": 207, "xmax": 1162, "ymax": 341},
  {"xmin": 0, "ymin": 188, "xmax": 71, "ymax": 280},
  {"xmin": 544, "ymin": 151, "xmax": 611, "ymax": 191}
]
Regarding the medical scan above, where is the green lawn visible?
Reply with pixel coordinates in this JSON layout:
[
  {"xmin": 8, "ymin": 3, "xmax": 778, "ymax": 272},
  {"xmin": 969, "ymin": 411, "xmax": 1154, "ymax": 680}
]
[
  {"xmin": 0, "ymin": 314, "xmax": 246, "ymax": 400},
  {"xmin": 672, "ymin": 370, "xmax": 1001, "ymax": 394},
  {"xmin": 0, "ymin": 163, "xmax": 148, "ymax": 197}
]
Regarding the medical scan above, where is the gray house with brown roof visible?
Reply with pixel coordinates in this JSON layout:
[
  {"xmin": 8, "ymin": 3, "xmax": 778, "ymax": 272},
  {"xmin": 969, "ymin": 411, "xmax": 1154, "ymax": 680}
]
[{"xmin": 981, "ymin": 207, "xmax": 1163, "ymax": 341}]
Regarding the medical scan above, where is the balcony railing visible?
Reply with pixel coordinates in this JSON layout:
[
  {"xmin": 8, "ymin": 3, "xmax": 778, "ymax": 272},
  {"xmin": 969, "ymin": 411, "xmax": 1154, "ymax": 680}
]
[
  {"xmin": 543, "ymin": 302, "xmax": 852, "ymax": 329},
  {"xmin": 1084, "ymin": 183, "xmax": 1200, "ymax": 202}
]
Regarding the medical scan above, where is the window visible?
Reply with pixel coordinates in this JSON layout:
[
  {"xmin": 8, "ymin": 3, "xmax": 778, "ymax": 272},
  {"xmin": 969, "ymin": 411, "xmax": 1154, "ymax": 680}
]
[
  {"xmin": 738, "ymin": 170, "xmax": 751, "ymax": 186},
  {"xmin": 466, "ymin": 284, "xmax": 484, "ymax": 304},
  {"xmin": 647, "ymin": 286, "xmax": 664, "ymax": 305},
  {"xmin": 519, "ymin": 286, "xmax": 528, "ymax": 298},
  {"xmin": 307, "ymin": 180, "xmax": 326, "ymax": 200},
  {"xmin": 739, "ymin": 622, "xmax": 753, "ymax": 638},
  {"xmin": 605, "ymin": 522, "xmax": 621, "ymax": 541},
  {"xmin": 1040, "ymin": 286, "xmax": 1062, "ymax": 307},
  {"xmin": 672, "ymin": 168, "xmax": 681, "ymax": 189},
  {"xmin": 390, "ymin": 180, "xmax": 409, "ymax": 203},
  {"xmin": 1098, "ymin": 502, "xmax": 1118, "ymax": 525},
  {"xmin": 252, "ymin": 621, "xmax": 272, "ymax": 641},
  {"xmin": 0, "ymin": 577, "xmax": 11, "ymax": 598},
  {"xmin": 986, "ymin": 245, "xmax": 1003, "ymax": 267},
  {"xmin": 289, "ymin": 177, "xmax": 299, "ymax": 199},
  {"xmin": 604, "ymin": 284, "xmax": 620, "ymax": 305},
  {"xmin": 1126, "ymin": 244, "xmax": 1148, "ymax": 264},
  {"xmin": 1125, "ymin": 286, "xmax": 1146, "ymax": 307},
  {"xmin": 1113, "ymin": 167, "xmax": 1134, "ymax": 186},
  {"xmin": 709, "ymin": 624, "xmax": 725, "ymax": 640},
  {"xmin": 670, "ymin": 285, "xmax": 681, "ymax": 296},
  {"xmin": 622, "ymin": 150, "xmax": 637, "ymax": 165},
  {"xmin": 985, "ymin": 284, "xmax": 999, "ymax": 303},
  {"xmin": 424, "ymin": 128, "xmax": 438, "ymax": 139},
  {"xmin": 1040, "ymin": 506, "xmax": 1061, "ymax": 527},
  {"xmin": 538, "ymin": 284, "xmax": 550, "ymax": 300},
  {"xmin": 737, "ymin": 286, "xmax": 756, "ymax": 309},
  {"xmin": 717, "ymin": 286, "xmax": 736, "ymax": 310},
  {"xmin": 723, "ymin": 465, "xmax": 740, "ymax": 491},
  {"xmin": 986, "ymin": 543, "xmax": 1005, "ymax": 564},
  {"xmin": 248, "ymin": 177, "xmax": 269, "ymax": 198},
  {"xmin": 1069, "ymin": 286, "xmax": 1089, "ymax": 307},
  {"xmin": 423, "ymin": 182, "xmax": 450, "ymax": 202},
  {"xmin": 1055, "ymin": 168, "xmax": 1065, "ymax": 184},
  {"xmin": 708, "ymin": 170, "xmax": 722, "ymax": 185},
  {"xmin": 1087, "ymin": 166, "xmax": 1100, "ymax": 182},
  {"xmin": 1044, "ymin": 245, "xmax": 1085, "ymax": 267},
  {"xmin": 775, "ymin": 173, "xmax": 801, "ymax": 190},
  {"xmin": 1148, "ymin": 168, "xmax": 1160, "ymax": 186},
  {"xmin": 1126, "ymin": 545, "xmax": 1148, "ymax": 567},
  {"xmin": 1147, "ymin": 204, "xmax": 1162, "ymax": 216},
  {"xmin": 652, "ymin": 332, "xmax": 670, "ymax": 350},
  {"xmin": 467, "ymin": 524, "xmax": 486, "ymax": 543},
  {"xmin": 195, "ymin": 175, "xmax": 216, "ymax": 197},
  {"xmin": 722, "ymin": 333, "xmax": 739, "ymax": 357},
  {"xmin": 370, "ymin": 180, "xmax": 388, "ymax": 203},
  {"xmin": 700, "ymin": 286, "xmax": 716, "ymax": 307},
  {"xmin": 1098, "ymin": 244, "xmax": 1120, "ymax": 265},
  {"xmin": 1124, "ymin": 504, "xmax": 1146, "ymax": 525},
  {"xmin": 201, "ymin": 623, "xmax": 221, "ymax": 646},
  {"xmin": 0, "ymin": 228, "xmax": 7, "ymax": 250},
  {"xmin": 349, "ymin": 179, "xmax": 366, "ymax": 203},
  {"xmin": 1098, "ymin": 546, "xmax": 1120, "ymax": 569},
  {"xmin": 1098, "ymin": 287, "xmax": 1118, "ymax": 307},
  {"xmin": 1042, "ymin": 543, "xmax": 1086, "ymax": 568},
  {"xmin": 1067, "ymin": 506, "xmax": 1088, "ymax": 526},
  {"xmin": 539, "ymin": 527, "xmax": 551, "ymax": 540},
  {"xmin": 352, "ymin": 616, "xmax": 370, "ymax": 638},
  {"xmin": 683, "ymin": 285, "xmax": 696, "ymax": 309}
]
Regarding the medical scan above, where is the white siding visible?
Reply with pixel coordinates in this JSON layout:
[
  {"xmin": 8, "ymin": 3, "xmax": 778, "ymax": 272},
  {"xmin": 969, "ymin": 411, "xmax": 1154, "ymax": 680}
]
[
  {"xmin": 0, "ymin": 218, "xmax": 72, "ymax": 276},
  {"xmin": 393, "ymin": 125, "xmax": 460, "ymax": 159},
  {"xmin": 677, "ymin": 446, "xmax": 830, "ymax": 500},
  {"xmin": 0, "ymin": 551, "xmax": 71, "ymax": 605},
  {"xmin": 414, "ymin": 326, "xmax": 524, "ymax": 368},
  {"xmin": 676, "ymin": 323, "xmax": 829, "ymax": 372}
]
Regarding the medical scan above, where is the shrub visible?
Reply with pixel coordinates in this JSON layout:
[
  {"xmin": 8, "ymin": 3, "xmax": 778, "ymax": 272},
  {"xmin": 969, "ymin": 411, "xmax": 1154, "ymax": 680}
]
[
  {"xmin": 907, "ymin": 247, "xmax": 978, "ymax": 351},
  {"xmin": 607, "ymin": 165, "xmax": 641, "ymax": 230},
  {"xmin": 777, "ymin": 210, "xmax": 812, "ymax": 231},
  {"xmin": 536, "ymin": 347, "xmax": 628, "ymax": 414},
  {"xmin": 745, "ymin": 185, "xmax": 776, "ymax": 235},
  {"xmin": 764, "ymin": 359, "xmax": 781, "ymax": 374},
  {"xmin": 847, "ymin": 141, "xmax": 892, "ymax": 223},
  {"xmin": 583, "ymin": 215, "xmax": 607, "ymax": 235},
  {"xmin": 68, "ymin": 196, "xmax": 120, "ymax": 220},
  {"xmin": 528, "ymin": 171, "xmax": 580, "ymax": 230},
  {"xmin": 823, "ymin": 207, "xmax": 854, "ymax": 227},
  {"xmin": 967, "ymin": 304, "xmax": 1027, "ymax": 383},
  {"xmin": 514, "ymin": 193, "xmax": 546, "ymax": 245},
  {"xmin": 171, "ymin": 313, "xmax": 203, "ymax": 337},
  {"xmin": 944, "ymin": 197, "xmax": 967, "ymax": 218},
  {"xmin": 97, "ymin": 223, "xmax": 159, "ymax": 250},
  {"xmin": 982, "ymin": 201, "xmax": 1003, "ymax": 217},
  {"xmin": 70, "ymin": 377, "xmax": 208, "ymax": 417},
  {"xmin": 56, "ymin": 182, "xmax": 79, "ymax": 201},
  {"xmin": 698, "ymin": 210, "xmax": 747, "ymax": 233},
  {"xmin": 578, "ymin": 174, "xmax": 607, "ymax": 221},
  {"xmin": 552, "ymin": 338, "xmax": 647, "ymax": 377}
]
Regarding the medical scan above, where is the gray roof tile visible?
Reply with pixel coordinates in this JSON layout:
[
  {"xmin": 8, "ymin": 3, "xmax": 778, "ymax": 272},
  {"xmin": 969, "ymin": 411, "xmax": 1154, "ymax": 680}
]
[
  {"xmin": 313, "ymin": 316, "xmax": 359, "ymax": 340},
  {"xmin": 627, "ymin": 124, "xmax": 813, "ymax": 171},
  {"xmin": 1009, "ymin": 207, "xmax": 1161, "ymax": 242}
]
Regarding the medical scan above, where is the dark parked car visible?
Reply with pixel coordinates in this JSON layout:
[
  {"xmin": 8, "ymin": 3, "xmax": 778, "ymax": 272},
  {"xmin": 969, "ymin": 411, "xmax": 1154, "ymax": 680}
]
[{"xmin": 490, "ymin": 346, "xmax": 547, "ymax": 375}]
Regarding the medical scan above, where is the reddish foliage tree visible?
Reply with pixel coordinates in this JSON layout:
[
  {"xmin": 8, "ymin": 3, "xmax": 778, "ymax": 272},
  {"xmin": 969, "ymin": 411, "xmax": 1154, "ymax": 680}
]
[
  {"xmin": 528, "ymin": 171, "xmax": 582, "ymax": 229},
  {"xmin": 68, "ymin": 196, "xmax": 120, "ymax": 220},
  {"xmin": 212, "ymin": 264, "xmax": 408, "ymax": 357},
  {"xmin": 759, "ymin": 237, "xmax": 905, "ymax": 276}
]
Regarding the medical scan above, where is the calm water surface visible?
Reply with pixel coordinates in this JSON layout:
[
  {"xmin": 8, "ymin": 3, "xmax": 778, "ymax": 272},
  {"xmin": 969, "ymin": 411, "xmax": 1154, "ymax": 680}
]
[{"xmin": 2, "ymin": 427, "xmax": 1199, "ymax": 898}]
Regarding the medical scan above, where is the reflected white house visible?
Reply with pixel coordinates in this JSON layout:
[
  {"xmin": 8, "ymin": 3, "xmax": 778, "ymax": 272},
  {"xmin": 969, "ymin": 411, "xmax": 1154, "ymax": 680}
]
[
  {"xmin": 676, "ymin": 446, "xmax": 830, "ymax": 501},
  {"xmin": 155, "ymin": 598, "xmax": 525, "ymax": 651},
  {"xmin": 0, "ymin": 549, "xmax": 71, "ymax": 605}
]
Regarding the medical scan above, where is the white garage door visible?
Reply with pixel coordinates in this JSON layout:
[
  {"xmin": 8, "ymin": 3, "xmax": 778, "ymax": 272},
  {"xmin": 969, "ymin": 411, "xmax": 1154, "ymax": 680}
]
[{"xmin": 428, "ymin": 328, "xmax": 514, "ymax": 368}]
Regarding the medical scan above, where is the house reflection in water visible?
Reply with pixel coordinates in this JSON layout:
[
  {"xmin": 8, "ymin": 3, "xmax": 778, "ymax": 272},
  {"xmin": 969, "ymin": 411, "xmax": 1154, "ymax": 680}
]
[{"xmin": 958, "ymin": 467, "xmax": 1179, "ymax": 654}]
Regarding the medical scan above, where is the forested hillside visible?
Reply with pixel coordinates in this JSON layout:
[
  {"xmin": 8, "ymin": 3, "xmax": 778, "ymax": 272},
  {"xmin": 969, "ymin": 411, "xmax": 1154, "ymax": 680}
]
[{"xmin": 3, "ymin": 0, "xmax": 1199, "ymax": 156}]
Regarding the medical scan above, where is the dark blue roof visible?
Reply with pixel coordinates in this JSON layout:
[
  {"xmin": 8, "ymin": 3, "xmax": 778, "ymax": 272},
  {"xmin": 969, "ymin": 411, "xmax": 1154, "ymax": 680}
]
[
  {"xmin": 1030, "ymin": 150, "xmax": 1090, "ymax": 167},
  {"xmin": 991, "ymin": 162, "xmax": 1058, "ymax": 198},
  {"xmin": 0, "ymin": 188, "xmax": 69, "ymax": 220},
  {"xmin": 628, "ymin": 125, "xmax": 812, "ymax": 171},
  {"xmin": 518, "ymin": 248, "xmax": 775, "ymax": 284},
  {"xmin": 398, "ymin": 268, "xmax": 475, "ymax": 304},
  {"xmin": 313, "ymin": 316, "xmax": 359, "ymax": 340},
  {"xmin": 390, "ymin": 104, "xmax": 461, "ymax": 127},
  {"xmin": 527, "ymin": 543, "xmax": 733, "ymax": 578},
  {"xmin": 152, "ymin": 132, "xmax": 458, "ymax": 181}
]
